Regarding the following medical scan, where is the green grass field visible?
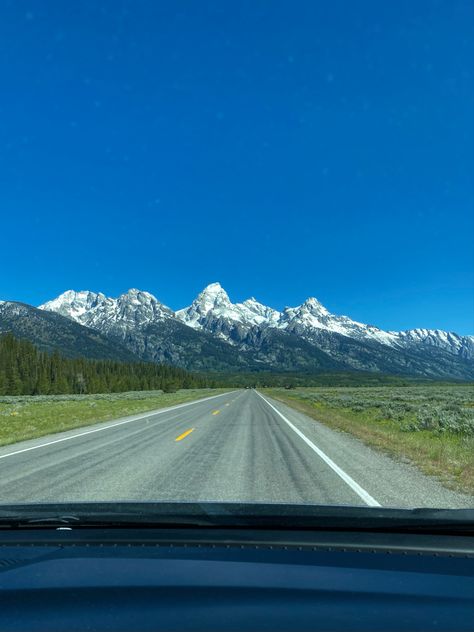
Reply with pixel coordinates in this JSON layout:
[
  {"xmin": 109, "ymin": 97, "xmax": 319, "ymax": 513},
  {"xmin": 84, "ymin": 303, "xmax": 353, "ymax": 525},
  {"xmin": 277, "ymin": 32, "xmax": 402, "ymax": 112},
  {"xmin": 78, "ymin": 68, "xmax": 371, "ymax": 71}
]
[
  {"xmin": 0, "ymin": 389, "xmax": 230, "ymax": 447},
  {"xmin": 264, "ymin": 385, "xmax": 474, "ymax": 495}
]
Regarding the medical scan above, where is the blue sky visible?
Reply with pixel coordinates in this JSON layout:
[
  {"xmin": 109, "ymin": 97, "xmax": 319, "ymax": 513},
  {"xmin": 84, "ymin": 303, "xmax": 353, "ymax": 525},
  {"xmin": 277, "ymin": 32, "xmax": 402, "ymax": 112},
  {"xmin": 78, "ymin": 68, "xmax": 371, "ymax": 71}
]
[{"xmin": 1, "ymin": 1, "xmax": 473, "ymax": 334}]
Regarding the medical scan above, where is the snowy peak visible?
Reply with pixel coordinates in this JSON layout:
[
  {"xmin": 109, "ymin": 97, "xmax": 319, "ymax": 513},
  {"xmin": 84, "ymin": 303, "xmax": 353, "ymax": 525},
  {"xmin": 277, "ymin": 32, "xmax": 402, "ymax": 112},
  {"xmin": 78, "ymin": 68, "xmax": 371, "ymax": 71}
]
[
  {"xmin": 123, "ymin": 288, "xmax": 155, "ymax": 301},
  {"xmin": 39, "ymin": 290, "xmax": 107, "ymax": 320},
  {"xmin": 278, "ymin": 296, "xmax": 332, "ymax": 330},
  {"xmin": 38, "ymin": 283, "xmax": 474, "ymax": 363},
  {"xmin": 279, "ymin": 298, "xmax": 328, "ymax": 326},
  {"xmin": 300, "ymin": 297, "xmax": 330, "ymax": 316},
  {"xmin": 154, "ymin": 284, "xmax": 474, "ymax": 361},
  {"xmin": 177, "ymin": 284, "xmax": 280, "ymax": 330},
  {"xmin": 113, "ymin": 289, "xmax": 174, "ymax": 323},
  {"xmin": 194, "ymin": 282, "xmax": 232, "ymax": 313},
  {"xmin": 239, "ymin": 298, "xmax": 281, "ymax": 325},
  {"xmin": 397, "ymin": 328, "xmax": 474, "ymax": 359},
  {"xmin": 176, "ymin": 283, "xmax": 234, "ymax": 330},
  {"xmin": 39, "ymin": 288, "xmax": 174, "ymax": 329},
  {"xmin": 279, "ymin": 299, "xmax": 401, "ymax": 347},
  {"xmin": 201, "ymin": 282, "xmax": 227, "ymax": 296},
  {"xmin": 117, "ymin": 288, "xmax": 172, "ymax": 313}
]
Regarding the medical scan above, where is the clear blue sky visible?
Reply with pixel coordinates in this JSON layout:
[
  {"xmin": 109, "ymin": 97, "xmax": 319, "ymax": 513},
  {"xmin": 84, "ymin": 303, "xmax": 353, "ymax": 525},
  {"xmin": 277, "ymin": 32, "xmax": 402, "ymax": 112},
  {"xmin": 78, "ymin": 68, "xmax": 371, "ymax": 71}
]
[{"xmin": 1, "ymin": 1, "xmax": 473, "ymax": 334}]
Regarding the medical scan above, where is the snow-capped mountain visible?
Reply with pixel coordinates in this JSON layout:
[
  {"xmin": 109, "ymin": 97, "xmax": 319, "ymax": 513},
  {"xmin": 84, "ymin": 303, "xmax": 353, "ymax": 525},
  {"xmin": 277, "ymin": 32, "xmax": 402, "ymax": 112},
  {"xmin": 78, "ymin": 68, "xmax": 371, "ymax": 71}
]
[
  {"xmin": 278, "ymin": 297, "xmax": 399, "ymax": 347},
  {"xmin": 176, "ymin": 282, "xmax": 280, "ymax": 328},
  {"xmin": 176, "ymin": 283, "xmax": 473, "ymax": 361},
  {"xmin": 39, "ymin": 288, "xmax": 250, "ymax": 369},
  {"xmin": 176, "ymin": 283, "xmax": 400, "ymax": 350},
  {"xmin": 175, "ymin": 283, "xmax": 280, "ymax": 344},
  {"xmin": 40, "ymin": 288, "xmax": 174, "ymax": 333},
  {"xmin": 36, "ymin": 283, "xmax": 474, "ymax": 378},
  {"xmin": 396, "ymin": 329, "xmax": 474, "ymax": 361},
  {"xmin": 0, "ymin": 301, "xmax": 137, "ymax": 361}
]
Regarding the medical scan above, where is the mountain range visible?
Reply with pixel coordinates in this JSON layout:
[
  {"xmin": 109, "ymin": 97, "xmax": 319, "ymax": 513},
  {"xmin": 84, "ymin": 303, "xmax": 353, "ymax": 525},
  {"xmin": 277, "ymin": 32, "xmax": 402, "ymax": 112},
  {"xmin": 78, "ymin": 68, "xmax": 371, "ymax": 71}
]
[{"xmin": 0, "ymin": 283, "xmax": 472, "ymax": 379}]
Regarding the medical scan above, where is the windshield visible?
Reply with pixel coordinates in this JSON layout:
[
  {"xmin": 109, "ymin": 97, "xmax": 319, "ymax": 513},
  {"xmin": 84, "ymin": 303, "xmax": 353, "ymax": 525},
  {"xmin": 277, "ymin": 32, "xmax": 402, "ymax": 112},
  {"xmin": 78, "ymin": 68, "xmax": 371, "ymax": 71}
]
[{"xmin": 0, "ymin": 1, "xmax": 473, "ymax": 524}]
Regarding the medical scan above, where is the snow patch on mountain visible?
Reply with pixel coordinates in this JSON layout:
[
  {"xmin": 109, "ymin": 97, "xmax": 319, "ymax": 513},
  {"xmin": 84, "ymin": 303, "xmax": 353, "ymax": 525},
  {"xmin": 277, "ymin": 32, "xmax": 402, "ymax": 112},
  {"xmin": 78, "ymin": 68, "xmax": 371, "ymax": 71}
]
[
  {"xmin": 238, "ymin": 297, "xmax": 281, "ymax": 326},
  {"xmin": 40, "ymin": 290, "xmax": 107, "ymax": 320},
  {"xmin": 176, "ymin": 283, "xmax": 281, "ymax": 330},
  {"xmin": 39, "ymin": 288, "xmax": 174, "ymax": 331},
  {"xmin": 39, "ymin": 283, "xmax": 474, "ymax": 362},
  {"xmin": 397, "ymin": 328, "xmax": 474, "ymax": 359}
]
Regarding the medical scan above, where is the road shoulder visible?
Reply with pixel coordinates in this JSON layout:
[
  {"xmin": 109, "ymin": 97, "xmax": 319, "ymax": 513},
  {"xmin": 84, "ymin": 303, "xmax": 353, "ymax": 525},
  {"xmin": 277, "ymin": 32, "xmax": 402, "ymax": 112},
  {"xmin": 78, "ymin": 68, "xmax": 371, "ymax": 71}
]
[{"xmin": 259, "ymin": 390, "xmax": 474, "ymax": 509}]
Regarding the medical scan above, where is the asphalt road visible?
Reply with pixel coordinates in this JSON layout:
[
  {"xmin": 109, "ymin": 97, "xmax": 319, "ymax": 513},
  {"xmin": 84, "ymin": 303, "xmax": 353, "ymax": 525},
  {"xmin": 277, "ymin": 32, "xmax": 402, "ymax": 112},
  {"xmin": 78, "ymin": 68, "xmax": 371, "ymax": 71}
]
[{"xmin": 0, "ymin": 389, "xmax": 472, "ymax": 508}]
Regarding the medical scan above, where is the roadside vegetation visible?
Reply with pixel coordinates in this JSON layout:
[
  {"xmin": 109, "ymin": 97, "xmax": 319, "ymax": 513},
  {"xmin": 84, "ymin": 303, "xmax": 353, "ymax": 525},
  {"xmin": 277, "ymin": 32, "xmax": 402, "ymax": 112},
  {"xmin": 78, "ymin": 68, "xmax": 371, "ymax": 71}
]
[
  {"xmin": 264, "ymin": 385, "xmax": 474, "ymax": 495},
  {"xmin": 206, "ymin": 370, "xmax": 462, "ymax": 388},
  {"xmin": 0, "ymin": 388, "xmax": 229, "ymax": 447}
]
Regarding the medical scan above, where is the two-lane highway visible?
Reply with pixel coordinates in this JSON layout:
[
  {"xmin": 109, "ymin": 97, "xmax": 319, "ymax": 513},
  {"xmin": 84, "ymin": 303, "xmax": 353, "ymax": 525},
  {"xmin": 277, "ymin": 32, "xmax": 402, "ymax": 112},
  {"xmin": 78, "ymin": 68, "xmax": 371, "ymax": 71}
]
[{"xmin": 0, "ymin": 389, "xmax": 472, "ymax": 508}]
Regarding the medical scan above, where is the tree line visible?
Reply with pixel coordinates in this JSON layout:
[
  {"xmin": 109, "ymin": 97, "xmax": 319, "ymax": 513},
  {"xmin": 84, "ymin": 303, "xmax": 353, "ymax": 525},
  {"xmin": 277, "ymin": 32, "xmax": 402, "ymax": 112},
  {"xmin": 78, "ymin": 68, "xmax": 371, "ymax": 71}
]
[
  {"xmin": 200, "ymin": 370, "xmax": 442, "ymax": 388},
  {"xmin": 1, "ymin": 333, "xmax": 448, "ymax": 397},
  {"xmin": 0, "ymin": 333, "xmax": 213, "ymax": 395}
]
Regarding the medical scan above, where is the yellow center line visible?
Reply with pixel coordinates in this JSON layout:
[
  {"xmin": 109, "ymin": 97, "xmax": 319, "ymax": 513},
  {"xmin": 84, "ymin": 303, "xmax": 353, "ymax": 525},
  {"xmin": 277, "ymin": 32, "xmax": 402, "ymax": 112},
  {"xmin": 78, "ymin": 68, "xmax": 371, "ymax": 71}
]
[
  {"xmin": 212, "ymin": 410, "xmax": 221, "ymax": 415},
  {"xmin": 175, "ymin": 428, "xmax": 194, "ymax": 441}
]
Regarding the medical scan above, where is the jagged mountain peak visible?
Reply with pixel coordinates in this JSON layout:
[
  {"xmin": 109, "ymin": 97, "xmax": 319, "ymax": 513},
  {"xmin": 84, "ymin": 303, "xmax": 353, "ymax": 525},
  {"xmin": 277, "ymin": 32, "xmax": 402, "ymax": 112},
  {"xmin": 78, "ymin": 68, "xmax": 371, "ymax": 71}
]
[
  {"xmin": 196, "ymin": 282, "xmax": 231, "ymax": 308},
  {"xmin": 124, "ymin": 287, "xmax": 147, "ymax": 296},
  {"xmin": 39, "ymin": 289, "xmax": 107, "ymax": 319},
  {"xmin": 39, "ymin": 288, "xmax": 174, "ymax": 328},
  {"xmin": 119, "ymin": 288, "xmax": 164, "ymax": 305},
  {"xmin": 300, "ymin": 297, "xmax": 330, "ymax": 315},
  {"xmin": 177, "ymin": 284, "xmax": 281, "ymax": 330},
  {"xmin": 176, "ymin": 283, "xmax": 233, "ymax": 327},
  {"xmin": 239, "ymin": 297, "xmax": 281, "ymax": 325},
  {"xmin": 114, "ymin": 288, "xmax": 174, "ymax": 319},
  {"xmin": 123, "ymin": 287, "xmax": 155, "ymax": 297},
  {"xmin": 37, "ymin": 283, "xmax": 474, "ymax": 376},
  {"xmin": 242, "ymin": 296, "xmax": 270, "ymax": 309},
  {"xmin": 202, "ymin": 281, "xmax": 225, "ymax": 293}
]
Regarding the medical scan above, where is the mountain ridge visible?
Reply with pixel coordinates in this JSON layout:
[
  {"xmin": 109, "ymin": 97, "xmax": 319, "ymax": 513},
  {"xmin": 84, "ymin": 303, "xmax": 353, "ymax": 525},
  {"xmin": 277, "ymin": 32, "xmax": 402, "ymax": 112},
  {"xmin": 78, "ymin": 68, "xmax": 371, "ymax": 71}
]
[
  {"xmin": 0, "ymin": 301, "xmax": 139, "ymax": 362},
  {"xmin": 34, "ymin": 283, "xmax": 474, "ymax": 379}
]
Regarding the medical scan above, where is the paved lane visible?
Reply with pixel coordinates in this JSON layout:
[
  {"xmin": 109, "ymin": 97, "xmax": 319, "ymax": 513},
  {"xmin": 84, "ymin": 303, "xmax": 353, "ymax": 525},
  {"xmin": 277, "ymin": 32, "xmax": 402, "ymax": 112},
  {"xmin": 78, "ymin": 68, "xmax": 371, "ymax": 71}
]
[{"xmin": 0, "ymin": 389, "xmax": 471, "ymax": 508}]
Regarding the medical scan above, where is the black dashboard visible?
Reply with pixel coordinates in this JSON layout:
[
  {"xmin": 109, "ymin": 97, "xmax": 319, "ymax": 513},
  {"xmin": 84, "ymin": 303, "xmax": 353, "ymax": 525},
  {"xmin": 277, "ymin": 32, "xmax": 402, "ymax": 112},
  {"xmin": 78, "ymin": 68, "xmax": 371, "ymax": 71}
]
[{"xmin": 0, "ymin": 527, "xmax": 473, "ymax": 631}]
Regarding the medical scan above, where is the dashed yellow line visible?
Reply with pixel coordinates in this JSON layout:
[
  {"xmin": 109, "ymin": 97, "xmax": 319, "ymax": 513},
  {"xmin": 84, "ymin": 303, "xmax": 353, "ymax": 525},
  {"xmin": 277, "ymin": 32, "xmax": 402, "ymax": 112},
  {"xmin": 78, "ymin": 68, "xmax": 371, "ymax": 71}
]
[
  {"xmin": 175, "ymin": 428, "xmax": 194, "ymax": 441},
  {"xmin": 212, "ymin": 410, "xmax": 221, "ymax": 415}
]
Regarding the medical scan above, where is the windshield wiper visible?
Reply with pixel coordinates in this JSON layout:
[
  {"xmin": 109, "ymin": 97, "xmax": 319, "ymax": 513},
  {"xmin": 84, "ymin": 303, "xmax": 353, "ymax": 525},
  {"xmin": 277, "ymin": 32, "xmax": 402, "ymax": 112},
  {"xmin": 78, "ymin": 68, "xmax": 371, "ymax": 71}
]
[
  {"xmin": 0, "ymin": 512, "xmax": 219, "ymax": 530},
  {"xmin": 0, "ymin": 502, "xmax": 473, "ymax": 535}
]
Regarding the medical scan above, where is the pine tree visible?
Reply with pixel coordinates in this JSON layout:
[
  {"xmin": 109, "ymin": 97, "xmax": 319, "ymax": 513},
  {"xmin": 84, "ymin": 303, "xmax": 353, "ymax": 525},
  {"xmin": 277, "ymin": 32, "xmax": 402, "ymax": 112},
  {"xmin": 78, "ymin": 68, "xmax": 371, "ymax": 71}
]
[{"xmin": 0, "ymin": 333, "xmax": 211, "ymax": 395}]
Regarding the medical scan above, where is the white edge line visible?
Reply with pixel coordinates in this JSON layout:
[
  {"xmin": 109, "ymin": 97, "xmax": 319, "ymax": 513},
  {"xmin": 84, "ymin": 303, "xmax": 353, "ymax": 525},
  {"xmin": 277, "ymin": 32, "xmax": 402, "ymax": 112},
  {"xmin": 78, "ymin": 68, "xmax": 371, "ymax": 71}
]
[
  {"xmin": 255, "ymin": 390, "xmax": 381, "ymax": 507},
  {"xmin": 0, "ymin": 390, "xmax": 239, "ymax": 462}
]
